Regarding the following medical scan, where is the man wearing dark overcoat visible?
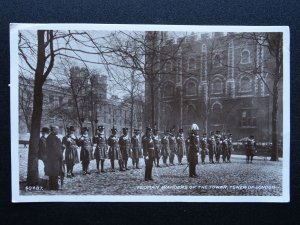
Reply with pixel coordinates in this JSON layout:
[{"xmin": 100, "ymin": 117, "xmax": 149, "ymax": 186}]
[
  {"xmin": 142, "ymin": 127, "xmax": 155, "ymax": 181},
  {"xmin": 93, "ymin": 125, "xmax": 107, "ymax": 173},
  {"xmin": 38, "ymin": 127, "xmax": 50, "ymax": 174},
  {"xmin": 118, "ymin": 128, "xmax": 131, "ymax": 170},
  {"xmin": 107, "ymin": 127, "xmax": 121, "ymax": 172},
  {"xmin": 77, "ymin": 127, "xmax": 93, "ymax": 175},
  {"xmin": 62, "ymin": 126, "xmax": 79, "ymax": 178},
  {"xmin": 176, "ymin": 128, "xmax": 185, "ymax": 165},
  {"xmin": 131, "ymin": 129, "xmax": 142, "ymax": 169},
  {"xmin": 45, "ymin": 126, "xmax": 63, "ymax": 190}
]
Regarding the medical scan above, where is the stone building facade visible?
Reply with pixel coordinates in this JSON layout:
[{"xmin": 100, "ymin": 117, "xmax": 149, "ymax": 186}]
[{"xmin": 145, "ymin": 32, "xmax": 280, "ymax": 141}]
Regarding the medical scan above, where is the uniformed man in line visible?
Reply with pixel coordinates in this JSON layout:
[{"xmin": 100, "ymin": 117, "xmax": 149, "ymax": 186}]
[
  {"xmin": 62, "ymin": 126, "xmax": 79, "ymax": 178},
  {"xmin": 153, "ymin": 128, "xmax": 161, "ymax": 167},
  {"xmin": 160, "ymin": 130, "xmax": 170, "ymax": 166},
  {"xmin": 45, "ymin": 126, "xmax": 63, "ymax": 190},
  {"xmin": 221, "ymin": 134, "xmax": 229, "ymax": 163},
  {"xmin": 186, "ymin": 127, "xmax": 199, "ymax": 178},
  {"xmin": 168, "ymin": 128, "xmax": 177, "ymax": 166},
  {"xmin": 215, "ymin": 130, "xmax": 222, "ymax": 163},
  {"xmin": 38, "ymin": 127, "xmax": 50, "ymax": 175},
  {"xmin": 207, "ymin": 131, "xmax": 216, "ymax": 164},
  {"xmin": 200, "ymin": 133, "xmax": 208, "ymax": 164},
  {"xmin": 93, "ymin": 125, "xmax": 107, "ymax": 173},
  {"xmin": 131, "ymin": 129, "xmax": 142, "ymax": 169},
  {"xmin": 77, "ymin": 127, "xmax": 93, "ymax": 175},
  {"xmin": 176, "ymin": 128, "xmax": 185, "ymax": 165},
  {"xmin": 118, "ymin": 128, "xmax": 131, "ymax": 170},
  {"xmin": 107, "ymin": 127, "xmax": 120, "ymax": 172},
  {"xmin": 227, "ymin": 133, "xmax": 233, "ymax": 163},
  {"xmin": 246, "ymin": 135, "xmax": 257, "ymax": 163},
  {"xmin": 142, "ymin": 127, "xmax": 155, "ymax": 181}
]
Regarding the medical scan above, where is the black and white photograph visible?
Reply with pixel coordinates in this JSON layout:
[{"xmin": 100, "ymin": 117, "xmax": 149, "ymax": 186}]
[{"xmin": 10, "ymin": 24, "xmax": 290, "ymax": 202}]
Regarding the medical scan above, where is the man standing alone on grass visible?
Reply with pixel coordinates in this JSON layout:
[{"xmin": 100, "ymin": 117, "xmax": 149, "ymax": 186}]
[{"xmin": 45, "ymin": 126, "xmax": 63, "ymax": 190}]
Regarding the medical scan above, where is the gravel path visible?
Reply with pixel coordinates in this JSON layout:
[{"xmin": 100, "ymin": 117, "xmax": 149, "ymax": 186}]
[{"xmin": 18, "ymin": 146, "xmax": 282, "ymax": 196}]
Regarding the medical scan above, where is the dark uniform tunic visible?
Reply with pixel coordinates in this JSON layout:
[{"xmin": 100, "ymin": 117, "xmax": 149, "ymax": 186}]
[
  {"xmin": 153, "ymin": 134, "xmax": 160, "ymax": 159},
  {"xmin": 215, "ymin": 133, "xmax": 222, "ymax": 163},
  {"xmin": 62, "ymin": 134, "xmax": 79, "ymax": 165},
  {"xmin": 118, "ymin": 134, "xmax": 131, "ymax": 161},
  {"xmin": 168, "ymin": 134, "xmax": 177, "ymax": 164},
  {"xmin": 200, "ymin": 137, "xmax": 208, "ymax": 163},
  {"xmin": 246, "ymin": 138, "xmax": 256, "ymax": 163},
  {"xmin": 108, "ymin": 134, "xmax": 120, "ymax": 160},
  {"xmin": 161, "ymin": 135, "xmax": 170, "ymax": 164},
  {"xmin": 93, "ymin": 134, "xmax": 107, "ymax": 160},
  {"xmin": 142, "ymin": 134, "xmax": 155, "ymax": 181},
  {"xmin": 176, "ymin": 134, "xmax": 185, "ymax": 164},
  {"xmin": 38, "ymin": 136, "xmax": 48, "ymax": 174},
  {"xmin": 131, "ymin": 135, "xmax": 142, "ymax": 161},
  {"xmin": 207, "ymin": 136, "xmax": 216, "ymax": 163},
  {"xmin": 186, "ymin": 133, "xmax": 199, "ymax": 177},
  {"xmin": 78, "ymin": 135, "xmax": 93, "ymax": 162}
]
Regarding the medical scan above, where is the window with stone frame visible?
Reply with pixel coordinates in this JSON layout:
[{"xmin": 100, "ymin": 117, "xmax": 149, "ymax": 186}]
[
  {"xmin": 163, "ymin": 82, "xmax": 174, "ymax": 97},
  {"xmin": 185, "ymin": 81, "xmax": 197, "ymax": 96},
  {"xmin": 188, "ymin": 58, "xmax": 196, "ymax": 70},
  {"xmin": 240, "ymin": 76, "xmax": 252, "ymax": 92},
  {"xmin": 165, "ymin": 61, "xmax": 172, "ymax": 73},
  {"xmin": 213, "ymin": 54, "xmax": 222, "ymax": 67},
  {"xmin": 212, "ymin": 78, "xmax": 223, "ymax": 94},
  {"xmin": 240, "ymin": 110, "xmax": 257, "ymax": 127},
  {"xmin": 241, "ymin": 50, "xmax": 250, "ymax": 64}
]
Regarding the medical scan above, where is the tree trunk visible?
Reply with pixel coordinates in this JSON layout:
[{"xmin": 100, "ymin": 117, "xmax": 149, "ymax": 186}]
[
  {"xmin": 27, "ymin": 30, "xmax": 46, "ymax": 185},
  {"xmin": 270, "ymin": 78, "xmax": 279, "ymax": 161},
  {"xmin": 151, "ymin": 80, "xmax": 155, "ymax": 129}
]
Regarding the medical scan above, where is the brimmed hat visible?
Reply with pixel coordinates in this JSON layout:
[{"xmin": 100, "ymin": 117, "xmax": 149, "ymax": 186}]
[
  {"xmin": 133, "ymin": 129, "xmax": 139, "ymax": 133},
  {"xmin": 81, "ymin": 127, "xmax": 88, "ymax": 133},
  {"xmin": 98, "ymin": 125, "xmax": 105, "ymax": 130},
  {"xmin": 41, "ymin": 127, "xmax": 50, "ymax": 133},
  {"xmin": 122, "ymin": 127, "xmax": 128, "ymax": 131},
  {"xmin": 50, "ymin": 125, "xmax": 59, "ymax": 132},
  {"xmin": 179, "ymin": 128, "xmax": 183, "ymax": 132},
  {"xmin": 146, "ymin": 127, "xmax": 152, "ymax": 132},
  {"xmin": 111, "ymin": 127, "xmax": 117, "ymax": 132},
  {"xmin": 69, "ymin": 126, "xmax": 75, "ymax": 132},
  {"xmin": 216, "ymin": 130, "xmax": 220, "ymax": 133},
  {"xmin": 202, "ymin": 133, "xmax": 207, "ymax": 136}
]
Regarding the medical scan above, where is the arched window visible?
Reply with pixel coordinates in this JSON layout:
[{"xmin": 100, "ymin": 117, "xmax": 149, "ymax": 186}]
[
  {"xmin": 165, "ymin": 61, "xmax": 172, "ymax": 72},
  {"xmin": 213, "ymin": 54, "xmax": 222, "ymax": 67},
  {"xmin": 240, "ymin": 76, "xmax": 252, "ymax": 92},
  {"xmin": 211, "ymin": 102, "xmax": 222, "ymax": 124},
  {"xmin": 186, "ymin": 105, "xmax": 197, "ymax": 124},
  {"xmin": 185, "ymin": 81, "xmax": 197, "ymax": 96},
  {"xmin": 163, "ymin": 82, "xmax": 174, "ymax": 97},
  {"xmin": 241, "ymin": 50, "xmax": 250, "ymax": 64},
  {"xmin": 188, "ymin": 58, "xmax": 196, "ymax": 70},
  {"xmin": 212, "ymin": 78, "xmax": 223, "ymax": 94}
]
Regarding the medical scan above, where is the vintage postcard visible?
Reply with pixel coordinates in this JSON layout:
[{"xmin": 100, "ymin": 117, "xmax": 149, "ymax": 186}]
[{"xmin": 10, "ymin": 24, "xmax": 290, "ymax": 202}]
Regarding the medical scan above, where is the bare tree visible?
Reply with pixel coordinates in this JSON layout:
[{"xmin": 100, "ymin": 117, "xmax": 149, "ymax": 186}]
[{"xmin": 18, "ymin": 30, "xmax": 112, "ymax": 185}]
